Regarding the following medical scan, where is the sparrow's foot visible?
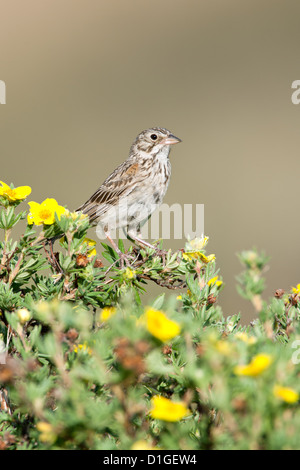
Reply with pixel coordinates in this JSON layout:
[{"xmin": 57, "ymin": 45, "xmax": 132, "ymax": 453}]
[
  {"xmin": 130, "ymin": 237, "xmax": 167, "ymax": 265},
  {"xmin": 104, "ymin": 231, "xmax": 133, "ymax": 267},
  {"xmin": 115, "ymin": 249, "xmax": 134, "ymax": 268}
]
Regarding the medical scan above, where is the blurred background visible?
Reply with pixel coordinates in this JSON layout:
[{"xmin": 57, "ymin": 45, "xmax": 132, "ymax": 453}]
[{"xmin": 1, "ymin": 0, "xmax": 300, "ymax": 322}]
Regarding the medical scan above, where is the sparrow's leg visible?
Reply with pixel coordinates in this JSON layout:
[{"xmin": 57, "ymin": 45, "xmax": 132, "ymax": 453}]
[
  {"xmin": 126, "ymin": 227, "xmax": 166, "ymax": 264},
  {"xmin": 126, "ymin": 226, "xmax": 156, "ymax": 250},
  {"xmin": 130, "ymin": 235, "xmax": 156, "ymax": 250}
]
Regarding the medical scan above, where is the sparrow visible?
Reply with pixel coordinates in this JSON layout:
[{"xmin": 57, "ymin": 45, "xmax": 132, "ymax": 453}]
[{"xmin": 77, "ymin": 127, "xmax": 181, "ymax": 260}]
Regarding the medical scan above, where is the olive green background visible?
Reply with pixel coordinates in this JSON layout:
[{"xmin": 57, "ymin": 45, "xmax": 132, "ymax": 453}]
[{"xmin": 1, "ymin": 0, "xmax": 300, "ymax": 322}]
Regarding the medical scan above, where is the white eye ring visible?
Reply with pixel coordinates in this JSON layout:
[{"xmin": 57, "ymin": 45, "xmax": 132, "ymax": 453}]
[{"xmin": 150, "ymin": 134, "xmax": 158, "ymax": 141}]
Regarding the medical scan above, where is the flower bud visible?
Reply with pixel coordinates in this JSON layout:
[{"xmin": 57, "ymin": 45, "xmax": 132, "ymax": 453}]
[
  {"xmin": 274, "ymin": 289, "xmax": 285, "ymax": 299},
  {"xmin": 17, "ymin": 308, "xmax": 31, "ymax": 324}
]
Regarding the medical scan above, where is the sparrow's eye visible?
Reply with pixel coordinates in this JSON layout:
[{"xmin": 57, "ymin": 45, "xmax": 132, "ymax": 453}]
[{"xmin": 150, "ymin": 134, "xmax": 158, "ymax": 141}]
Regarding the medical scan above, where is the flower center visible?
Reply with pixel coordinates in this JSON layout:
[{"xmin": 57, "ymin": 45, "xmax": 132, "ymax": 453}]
[
  {"xmin": 39, "ymin": 209, "xmax": 52, "ymax": 220},
  {"xmin": 6, "ymin": 188, "xmax": 16, "ymax": 199}
]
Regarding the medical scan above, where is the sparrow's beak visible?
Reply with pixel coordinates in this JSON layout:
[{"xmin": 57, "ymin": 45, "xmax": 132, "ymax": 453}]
[{"xmin": 161, "ymin": 134, "xmax": 182, "ymax": 145}]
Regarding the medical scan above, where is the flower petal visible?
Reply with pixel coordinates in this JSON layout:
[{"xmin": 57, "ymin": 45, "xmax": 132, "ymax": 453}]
[{"xmin": 14, "ymin": 186, "xmax": 31, "ymax": 199}]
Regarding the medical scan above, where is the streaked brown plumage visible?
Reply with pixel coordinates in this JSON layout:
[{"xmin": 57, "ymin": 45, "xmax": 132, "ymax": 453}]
[{"xmin": 77, "ymin": 127, "xmax": 181, "ymax": 255}]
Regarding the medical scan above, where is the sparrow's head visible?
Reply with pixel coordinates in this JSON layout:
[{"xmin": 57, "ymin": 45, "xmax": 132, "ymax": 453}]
[{"xmin": 130, "ymin": 127, "xmax": 182, "ymax": 157}]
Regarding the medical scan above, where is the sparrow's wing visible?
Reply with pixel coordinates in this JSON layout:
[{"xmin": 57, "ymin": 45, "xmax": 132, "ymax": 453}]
[{"xmin": 76, "ymin": 160, "xmax": 145, "ymax": 224}]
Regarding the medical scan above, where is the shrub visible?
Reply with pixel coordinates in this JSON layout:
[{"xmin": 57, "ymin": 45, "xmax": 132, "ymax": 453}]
[{"xmin": 0, "ymin": 181, "xmax": 300, "ymax": 450}]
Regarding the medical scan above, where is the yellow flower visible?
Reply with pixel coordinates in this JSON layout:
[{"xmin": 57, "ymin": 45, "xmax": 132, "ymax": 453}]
[
  {"xmin": 27, "ymin": 198, "xmax": 66, "ymax": 225},
  {"xmin": 131, "ymin": 440, "xmax": 158, "ymax": 450},
  {"xmin": 176, "ymin": 295, "xmax": 182, "ymax": 300},
  {"xmin": 183, "ymin": 251, "xmax": 215, "ymax": 263},
  {"xmin": 188, "ymin": 236, "xmax": 209, "ymax": 251},
  {"xmin": 36, "ymin": 421, "xmax": 53, "ymax": 433},
  {"xmin": 273, "ymin": 385, "xmax": 299, "ymax": 404},
  {"xmin": 291, "ymin": 284, "xmax": 300, "ymax": 295},
  {"xmin": 87, "ymin": 248, "xmax": 97, "ymax": 257},
  {"xmin": 73, "ymin": 342, "xmax": 92, "ymax": 355},
  {"xmin": 234, "ymin": 332, "xmax": 257, "ymax": 345},
  {"xmin": 145, "ymin": 307, "xmax": 181, "ymax": 342},
  {"xmin": 0, "ymin": 181, "xmax": 31, "ymax": 202},
  {"xmin": 234, "ymin": 353, "xmax": 272, "ymax": 377},
  {"xmin": 36, "ymin": 421, "xmax": 56, "ymax": 444},
  {"xmin": 207, "ymin": 276, "xmax": 223, "ymax": 287},
  {"xmin": 100, "ymin": 306, "xmax": 117, "ymax": 322},
  {"xmin": 84, "ymin": 237, "xmax": 96, "ymax": 247},
  {"xmin": 208, "ymin": 333, "xmax": 234, "ymax": 356},
  {"xmin": 83, "ymin": 238, "xmax": 97, "ymax": 258},
  {"xmin": 215, "ymin": 340, "xmax": 234, "ymax": 356},
  {"xmin": 199, "ymin": 253, "xmax": 215, "ymax": 263},
  {"xmin": 182, "ymin": 252, "xmax": 196, "ymax": 261},
  {"xmin": 150, "ymin": 396, "xmax": 190, "ymax": 422},
  {"xmin": 64, "ymin": 209, "xmax": 88, "ymax": 221},
  {"xmin": 123, "ymin": 267, "xmax": 136, "ymax": 280},
  {"xmin": 17, "ymin": 308, "xmax": 31, "ymax": 324}
]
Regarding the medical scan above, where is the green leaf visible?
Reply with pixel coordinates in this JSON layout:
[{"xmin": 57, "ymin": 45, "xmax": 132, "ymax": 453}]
[{"xmin": 152, "ymin": 293, "xmax": 165, "ymax": 310}]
